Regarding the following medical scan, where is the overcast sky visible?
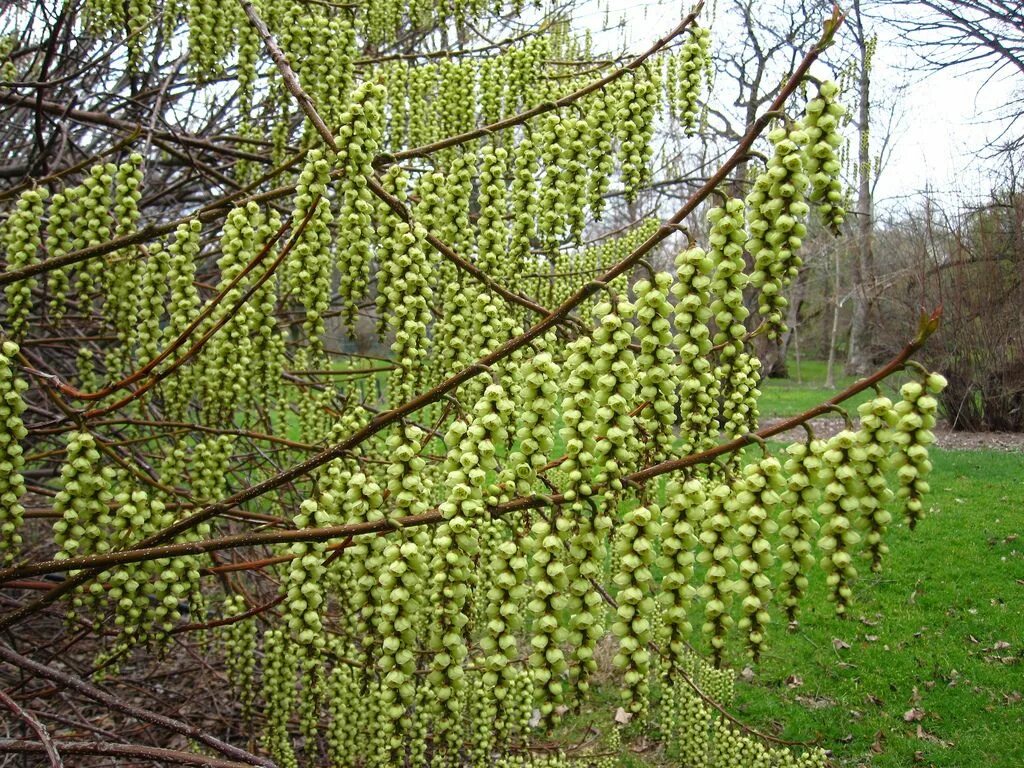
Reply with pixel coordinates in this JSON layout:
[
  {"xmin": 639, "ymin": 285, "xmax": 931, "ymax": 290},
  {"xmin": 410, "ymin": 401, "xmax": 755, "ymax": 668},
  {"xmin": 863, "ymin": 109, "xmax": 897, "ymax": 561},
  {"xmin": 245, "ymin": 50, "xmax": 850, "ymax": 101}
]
[{"xmin": 575, "ymin": 0, "xmax": 1020, "ymax": 212}]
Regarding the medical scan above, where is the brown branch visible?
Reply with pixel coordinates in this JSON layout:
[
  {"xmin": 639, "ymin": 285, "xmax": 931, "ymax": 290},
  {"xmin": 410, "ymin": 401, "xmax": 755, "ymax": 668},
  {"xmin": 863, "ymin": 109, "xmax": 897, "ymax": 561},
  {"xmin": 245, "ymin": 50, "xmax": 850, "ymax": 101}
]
[
  {"xmin": 0, "ymin": 307, "xmax": 936, "ymax": 585},
  {"xmin": 0, "ymin": 645, "xmax": 276, "ymax": 768},
  {"xmin": 171, "ymin": 593, "xmax": 284, "ymax": 634},
  {"xmin": 384, "ymin": 3, "xmax": 706, "ymax": 164},
  {"xmin": 0, "ymin": 740, "xmax": 262, "ymax": 768},
  {"xmin": 0, "ymin": 129, "xmax": 141, "ymax": 204},
  {"xmin": 31, "ymin": 418, "xmax": 316, "ymax": 451},
  {"xmin": 354, "ymin": 22, "xmax": 551, "ymax": 65},
  {"xmin": 35, "ymin": 204, "xmax": 297, "ymax": 402},
  {"xmin": 367, "ymin": 176, "xmax": 554, "ymax": 317},
  {"xmin": 0, "ymin": 690, "xmax": 62, "ymax": 767},
  {"xmin": 0, "ymin": 5, "xmax": 699, "ymax": 288},
  {"xmin": 74, "ymin": 198, "xmax": 317, "ymax": 419},
  {"xmin": 0, "ymin": 91, "xmax": 269, "ymax": 162},
  {"xmin": 0, "ymin": 15, "xmax": 841, "ymax": 628}
]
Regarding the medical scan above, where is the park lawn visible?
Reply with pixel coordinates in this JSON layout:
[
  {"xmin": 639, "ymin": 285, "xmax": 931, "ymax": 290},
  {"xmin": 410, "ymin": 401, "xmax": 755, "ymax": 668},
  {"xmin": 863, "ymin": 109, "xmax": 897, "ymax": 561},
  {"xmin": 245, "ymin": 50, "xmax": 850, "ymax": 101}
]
[
  {"xmin": 731, "ymin": 447, "xmax": 1024, "ymax": 768},
  {"xmin": 562, "ymin": 449, "xmax": 1022, "ymax": 768},
  {"xmin": 758, "ymin": 358, "xmax": 877, "ymax": 418}
]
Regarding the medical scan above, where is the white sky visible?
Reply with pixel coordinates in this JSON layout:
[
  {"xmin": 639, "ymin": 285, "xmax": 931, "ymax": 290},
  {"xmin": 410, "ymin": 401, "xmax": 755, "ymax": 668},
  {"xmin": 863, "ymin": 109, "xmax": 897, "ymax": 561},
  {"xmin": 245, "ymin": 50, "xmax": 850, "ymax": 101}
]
[
  {"xmin": 571, "ymin": 0, "xmax": 1021, "ymax": 211},
  {"xmin": 868, "ymin": 40, "xmax": 1019, "ymax": 210}
]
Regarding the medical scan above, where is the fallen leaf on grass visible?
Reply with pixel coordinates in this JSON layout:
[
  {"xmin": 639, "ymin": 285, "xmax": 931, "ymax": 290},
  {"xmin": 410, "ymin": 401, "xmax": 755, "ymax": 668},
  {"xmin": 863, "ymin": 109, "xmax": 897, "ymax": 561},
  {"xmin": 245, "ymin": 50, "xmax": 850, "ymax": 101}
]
[
  {"xmin": 740, "ymin": 666, "xmax": 755, "ymax": 683},
  {"xmin": 866, "ymin": 693, "xmax": 884, "ymax": 707},
  {"xmin": 785, "ymin": 674, "xmax": 803, "ymax": 689},
  {"xmin": 983, "ymin": 654, "xmax": 1018, "ymax": 665},
  {"xmin": 796, "ymin": 694, "xmax": 837, "ymax": 710},
  {"xmin": 832, "ymin": 638, "xmax": 851, "ymax": 651},
  {"xmin": 916, "ymin": 725, "xmax": 953, "ymax": 748},
  {"xmin": 904, "ymin": 708, "xmax": 926, "ymax": 723},
  {"xmin": 870, "ymin": 730, "xmax": 886, "ymax": 753},
  {"xmin": 614, "ymin": 707, "xmax": 632, "ymax": 724}
]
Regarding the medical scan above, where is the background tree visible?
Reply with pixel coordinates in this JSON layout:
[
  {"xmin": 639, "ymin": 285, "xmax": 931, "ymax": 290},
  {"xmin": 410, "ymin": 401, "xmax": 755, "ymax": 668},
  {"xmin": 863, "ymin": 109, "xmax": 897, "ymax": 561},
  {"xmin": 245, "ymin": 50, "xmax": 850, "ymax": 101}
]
[
  {"xmin": 877, "ymin": 0, "xmax": 1024, "ymax": 157},
  {"xmin": 871, "ymin": 178, "xmax": 1024, "ymax": 430}
]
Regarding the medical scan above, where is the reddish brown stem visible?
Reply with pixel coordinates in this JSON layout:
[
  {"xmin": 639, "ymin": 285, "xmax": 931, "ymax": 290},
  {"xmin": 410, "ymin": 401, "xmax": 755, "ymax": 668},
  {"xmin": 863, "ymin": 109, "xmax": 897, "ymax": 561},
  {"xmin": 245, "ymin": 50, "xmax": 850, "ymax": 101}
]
[
  {"xmin": 0, "ymin": 16, "xmax": 840, "ymax": 630},
  {"xmin": 0, "ymin": 312, "xmax": 936, "ymax": 585}
]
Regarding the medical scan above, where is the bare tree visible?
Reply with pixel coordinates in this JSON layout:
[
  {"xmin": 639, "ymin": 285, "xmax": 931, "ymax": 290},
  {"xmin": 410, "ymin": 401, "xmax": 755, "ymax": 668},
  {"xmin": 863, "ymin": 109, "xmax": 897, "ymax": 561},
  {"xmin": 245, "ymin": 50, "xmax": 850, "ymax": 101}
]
[
  {"xmin": 875, "ymin": 0, "xmax": 1024, "ymax": 154},
  {"xmin": 706, "ymin": 0, "xmax": 835, "ymax": 376}
]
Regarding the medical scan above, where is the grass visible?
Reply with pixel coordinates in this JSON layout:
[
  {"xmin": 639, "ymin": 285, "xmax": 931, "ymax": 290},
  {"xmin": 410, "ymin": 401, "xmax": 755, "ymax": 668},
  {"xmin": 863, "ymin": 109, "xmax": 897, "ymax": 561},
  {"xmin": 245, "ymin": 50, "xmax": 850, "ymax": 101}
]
[
  {"xmin": 702, "ymin": 355, "xmax": 1022, "ymax": 765},
  {"xmin": 563, "ymin": 448, "xmax": 1023, "ymax": 767},
  {"xmin": 560, "ymin": 355, "xmax": 1022, "ymax": 767},
  {"xmin": 728, "ymin": 447, "xmax": 1024, "ymax": 768},
  {"xmin": 758, "ymin": 358, "xmax": 876, "ymax": 419}
]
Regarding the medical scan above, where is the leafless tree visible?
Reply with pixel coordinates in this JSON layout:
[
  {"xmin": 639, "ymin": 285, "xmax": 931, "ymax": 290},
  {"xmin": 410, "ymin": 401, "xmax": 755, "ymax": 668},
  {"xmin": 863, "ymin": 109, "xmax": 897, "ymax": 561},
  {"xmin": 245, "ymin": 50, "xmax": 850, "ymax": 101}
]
[{"xmin": 874, "ymin": 0, "xmax": 1024, "ymax": 155}]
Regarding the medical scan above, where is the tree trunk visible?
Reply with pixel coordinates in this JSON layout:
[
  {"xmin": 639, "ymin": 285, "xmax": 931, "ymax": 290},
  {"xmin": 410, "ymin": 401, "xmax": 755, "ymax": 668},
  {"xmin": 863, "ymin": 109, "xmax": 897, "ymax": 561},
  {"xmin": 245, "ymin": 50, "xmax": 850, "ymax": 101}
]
[
  {"xmin": 774, "ymin": 265, "xmax": 810, "ymax": 375},
  {"xmin": 846, "ymin": 0, "xmax": 876, "ymax": 375},
  {"xmin": 825, "ymin": 246, "xmax": 842, "ymax": 389}
]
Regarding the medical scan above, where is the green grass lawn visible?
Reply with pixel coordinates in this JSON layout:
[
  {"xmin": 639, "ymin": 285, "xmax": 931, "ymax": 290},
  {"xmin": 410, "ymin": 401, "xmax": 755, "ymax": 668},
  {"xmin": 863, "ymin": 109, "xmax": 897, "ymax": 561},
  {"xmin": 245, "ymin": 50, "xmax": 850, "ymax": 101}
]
[
  {"xmin": 758, "ymin": 359, "xmax": 877, "ymax": 419},
  {"xmin": 730, "ymin": 447, "xmax": 1024, "ymax": 767},
  {"xmin": 751, "ymin": 357, "xmax": 1021, "ymax": 764},
  {"xmin": 563, "ymin": 448, "xmax": 1022, "ymax": 768}
]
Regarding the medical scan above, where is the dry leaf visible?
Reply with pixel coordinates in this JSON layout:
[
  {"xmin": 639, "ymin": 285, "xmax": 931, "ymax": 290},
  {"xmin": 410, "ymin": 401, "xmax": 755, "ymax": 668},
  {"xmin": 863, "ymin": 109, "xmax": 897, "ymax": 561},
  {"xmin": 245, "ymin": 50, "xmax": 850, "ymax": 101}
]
[
  {"xmin": 796, "ymin": 694, "xmax": 836, "ymax": 710},
  {"xmin": 916, "ymin": 725, "xmax": 953, "ymax": 747},
  {"xmin": 866, "ymin": 693, "xmax": 884, "ymax": 707},
  {"xmin": 614, "ymin": 707, "xmax": 633, "ymax": 724},
  {"xmin": 832, "ymin": 637, "xmax": 851, "ymax": 651},
  {"xmin": 993, "ymin": 640, "xmax": 1012, "ymax": 650},
  {"xmin": 870, "ymin": 730, "xmax": 886, "ymax": 753},
  {"xmin": 740, "ymin": 666, "xmax": 755, "ymax": 683},
  {"xmin": 786, "ymin": 674, "xmax": 804, "ymax": 689},
  {"xmin": 903, "ymin": 708, "xmax": 925, "ymax": 722}
]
